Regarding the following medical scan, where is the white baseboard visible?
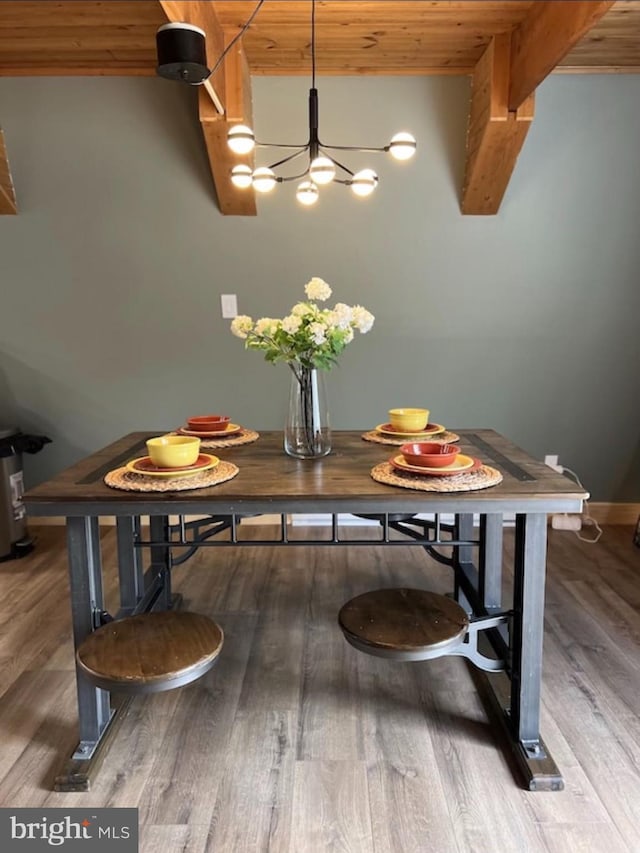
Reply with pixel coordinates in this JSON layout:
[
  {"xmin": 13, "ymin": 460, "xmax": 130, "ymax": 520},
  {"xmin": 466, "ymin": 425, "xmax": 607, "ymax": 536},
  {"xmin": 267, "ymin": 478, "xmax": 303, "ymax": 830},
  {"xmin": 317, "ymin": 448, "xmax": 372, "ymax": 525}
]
[{"xmin": 289, "ymin": 512, "xmax": 515, "ymax": 526}]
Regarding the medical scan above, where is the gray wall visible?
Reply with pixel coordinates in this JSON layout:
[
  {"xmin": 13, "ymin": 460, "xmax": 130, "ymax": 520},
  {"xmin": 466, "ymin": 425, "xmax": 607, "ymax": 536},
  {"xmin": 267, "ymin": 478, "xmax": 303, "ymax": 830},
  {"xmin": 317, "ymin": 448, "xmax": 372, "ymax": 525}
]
[{"xmin": 1, "ymin": 74, "xmax": 639, "ymax": 501}]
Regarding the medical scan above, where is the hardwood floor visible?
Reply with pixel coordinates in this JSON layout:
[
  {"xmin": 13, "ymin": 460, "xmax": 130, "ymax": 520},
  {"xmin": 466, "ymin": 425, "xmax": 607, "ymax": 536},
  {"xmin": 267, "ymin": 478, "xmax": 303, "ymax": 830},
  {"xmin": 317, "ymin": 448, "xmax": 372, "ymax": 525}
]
[{"xmin": 0, "ymin": 522, "xmax": 639, "ymax": 852}]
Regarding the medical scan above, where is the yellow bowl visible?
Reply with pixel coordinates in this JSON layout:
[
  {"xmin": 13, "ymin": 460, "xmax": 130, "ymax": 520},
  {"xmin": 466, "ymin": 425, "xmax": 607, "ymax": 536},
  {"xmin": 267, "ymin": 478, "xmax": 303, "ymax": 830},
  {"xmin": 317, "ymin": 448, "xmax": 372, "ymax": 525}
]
[
  {"xmin": 388, "ymin": 408, "xmax": 430, "ymax": 432},
  {"xmin": 146, "ymin": 435, "xmax": 201, "ymax": 468}
]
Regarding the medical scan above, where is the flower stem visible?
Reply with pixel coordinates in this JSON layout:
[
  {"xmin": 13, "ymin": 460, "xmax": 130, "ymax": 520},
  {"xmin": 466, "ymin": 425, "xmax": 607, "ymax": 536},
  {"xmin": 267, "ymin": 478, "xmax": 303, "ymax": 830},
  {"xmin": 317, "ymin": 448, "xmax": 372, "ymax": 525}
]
[{"xmin": 289, "ymin": 363, "xmax": 320, "ymax": 455}]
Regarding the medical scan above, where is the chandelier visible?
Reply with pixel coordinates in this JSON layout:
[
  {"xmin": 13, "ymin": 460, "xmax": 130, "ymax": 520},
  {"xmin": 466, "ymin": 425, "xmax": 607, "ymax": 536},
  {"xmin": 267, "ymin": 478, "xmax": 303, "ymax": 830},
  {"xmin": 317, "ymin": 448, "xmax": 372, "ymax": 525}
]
[
  {"xmin": 226, "ymin": 0, "xmax": 416, "ymax": 206},
  {"xmin": 156, "ymin": 0, "xmax": 416, "ymax": 206}
]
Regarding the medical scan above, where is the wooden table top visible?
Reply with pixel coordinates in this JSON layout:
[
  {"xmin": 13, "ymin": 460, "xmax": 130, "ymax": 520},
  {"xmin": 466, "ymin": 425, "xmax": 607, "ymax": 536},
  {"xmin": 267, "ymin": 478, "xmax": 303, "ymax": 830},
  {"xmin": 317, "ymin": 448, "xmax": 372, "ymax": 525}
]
[{"xmin": 23, "ymin": 430, "xmax": 587, "ymax": 517}]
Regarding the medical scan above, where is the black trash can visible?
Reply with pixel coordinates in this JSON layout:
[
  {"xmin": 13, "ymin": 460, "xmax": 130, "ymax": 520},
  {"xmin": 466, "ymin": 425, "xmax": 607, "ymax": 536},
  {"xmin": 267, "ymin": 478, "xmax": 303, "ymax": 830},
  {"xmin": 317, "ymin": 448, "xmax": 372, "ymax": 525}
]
[{"xmin": 0, "ymin": 427, "xmax": 51, "ymax": 561}]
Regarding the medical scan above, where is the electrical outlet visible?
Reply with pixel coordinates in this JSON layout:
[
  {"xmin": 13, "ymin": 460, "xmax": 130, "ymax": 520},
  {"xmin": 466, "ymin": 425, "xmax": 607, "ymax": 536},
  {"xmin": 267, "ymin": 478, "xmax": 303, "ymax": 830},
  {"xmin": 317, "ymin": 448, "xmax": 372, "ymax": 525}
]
[
  {"xmin": 220, "ymin": 294, "xmax": 238, "ymax": 319},
  {"xmin": 544, "ymin": 454, "xmax": 562, "ymax": 473}
]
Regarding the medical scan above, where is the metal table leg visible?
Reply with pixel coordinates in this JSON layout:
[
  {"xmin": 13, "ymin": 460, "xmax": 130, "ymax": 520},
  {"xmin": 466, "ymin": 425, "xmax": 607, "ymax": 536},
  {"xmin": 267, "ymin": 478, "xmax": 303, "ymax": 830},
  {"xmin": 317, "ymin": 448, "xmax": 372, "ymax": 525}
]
[
  {"xmin": 55, "ymin": 516, "xmax": 133, "ymax": 791},
  {"xmin": 116, "ymin": 515, "xmax": 145, "ymax": 614},
  {"xmin": 488, "ymin": 512, "xmax": 562, "ymax": 790},
  {"xmin": 149, "ymin": 515, "xmax": 172, "ymax": 611},
  {"xmin": 479, "ymin": 513, "xmax": 503, "ymax": 612},
  {"xmin": 454, "ymin": 513, "xmax": 475, "ymax": 613},
  {"xmin": 462, "ymin": 512, "xmax": 563, "ymax": 790},
  {"xmin": 511, "ymin": 512, "xmax": 547, "ymax": 746},
  {"xmin": 66, "ymin": 516, "xmax": 112, "ymax": 757}
]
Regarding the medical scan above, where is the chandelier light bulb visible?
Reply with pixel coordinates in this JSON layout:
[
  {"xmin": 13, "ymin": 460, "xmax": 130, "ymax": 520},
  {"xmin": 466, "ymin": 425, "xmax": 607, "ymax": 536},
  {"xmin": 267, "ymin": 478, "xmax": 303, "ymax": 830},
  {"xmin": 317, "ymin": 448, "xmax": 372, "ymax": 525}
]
[
  {"xmin": 230, "ymin": 164, "xmax": 253, "ymax": 189},
  {"xmin": 252, "ymin": 167, "xmax": 277, "ymax": 193},
  {"xmin": 227, "ymin": 124, "xmax": 256, "ymax": 155},
  {"xmin": 296, "ymin": 181, "xmax": 320, "ymax": 206},
  {"xmin": 388, "ymin": 131, "xmax": 417, "ymax": 161},
  {"xmin": 350, "ymin": 169, "xmax": 378, "ymax": 197},
  {"xmin": 309, "ymin": 156, "xmax": 336, "ymax": 185}
]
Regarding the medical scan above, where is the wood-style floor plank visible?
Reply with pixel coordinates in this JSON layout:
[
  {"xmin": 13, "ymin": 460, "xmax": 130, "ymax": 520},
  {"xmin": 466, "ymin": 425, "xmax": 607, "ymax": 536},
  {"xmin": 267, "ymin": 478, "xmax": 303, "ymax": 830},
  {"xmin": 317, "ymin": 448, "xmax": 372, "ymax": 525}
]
[
  {"xmin": 299, "ymin": 545, "xmax": 367, "ymax": 762},
  {"xmin": 208, "ymin": 710, "xmax": 296, "ymax": 852},
  {"xmin": 0, "ymin": 523, "xmax": 639, "ymax": 853},
  {"xmin": 233, "ymin": 549, "xmax": 312, "ymax": 715},
  {"xmin": 412, "ymin": 675, "xmax": 548, "ymax": 853},
  {"xmin": 359, "ymin": 655, "xmax": 457, "ymax": 853},
  {"xmin": 367, "ymin": 759, "xmax": 455, "ymax": 853},
  {"xmin": 139, "ymin": 823, "xmax": 210, "ymax": 853},
  {"xmin": 137, "ymin": 613, "xmax": 258, "ymax": 827},
  {"xmin": 0, "ymin": 670, "xmax": 78, "ymax": 798},
  {"xmin": 290, "ymin": 760, "xmax": 373, "ymax": 853}
]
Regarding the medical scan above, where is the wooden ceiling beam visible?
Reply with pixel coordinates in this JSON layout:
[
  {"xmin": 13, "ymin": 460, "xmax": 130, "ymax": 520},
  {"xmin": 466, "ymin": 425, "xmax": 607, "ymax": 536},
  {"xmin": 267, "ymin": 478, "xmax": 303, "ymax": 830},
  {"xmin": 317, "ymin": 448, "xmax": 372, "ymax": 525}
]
[
  {"xmin": 158, "ymin": 2, "xmax": 256, "ymax": 215},
  {"xmin": 509, "ymin": 0, "xmax": 616, "ymax": 110},
  {"xmin": 0, "ymin": 2, "xmax": 638, "ymax": 78},
  {"xmin": 462, "ymin": 1, "xmax": 615, "ymax": 214},
  {"xmin": 461, "ymin": 34, "xmax": 534, "ymax": 215},
  {"xmin": 0, "ymin": 130, "xmax": 18, "ymax": 215},
  {"xmin": 199, "ymin": 34, "xmax": 256, "ymax": 216}
]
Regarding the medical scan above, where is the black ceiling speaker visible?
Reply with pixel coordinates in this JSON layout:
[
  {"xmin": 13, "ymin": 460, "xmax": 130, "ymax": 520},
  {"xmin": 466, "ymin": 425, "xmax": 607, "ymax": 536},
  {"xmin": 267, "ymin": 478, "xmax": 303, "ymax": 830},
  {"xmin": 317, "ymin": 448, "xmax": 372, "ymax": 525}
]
[{"xmin": 156, "ymin": 22, "xmax": 209, "ymax": 84}]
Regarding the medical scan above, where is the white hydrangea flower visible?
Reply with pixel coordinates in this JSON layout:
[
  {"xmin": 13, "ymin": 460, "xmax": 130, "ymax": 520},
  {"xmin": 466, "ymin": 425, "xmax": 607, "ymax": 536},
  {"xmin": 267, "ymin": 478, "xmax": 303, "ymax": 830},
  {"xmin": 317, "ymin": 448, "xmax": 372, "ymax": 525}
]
[
  {"xmin": 230, "ymin": 278, "xmax": 373, "ymax": 368},
  {"xmin": 254, "ymin": 317, "xmax": 280, "ymax": 337},
  {"xmin": 351, "ymin": 306, "xmax": 375, "ymax": 334},
  {"xmin": 281, "ymin": 314, "xmax": 302, "ymax": 334},
  {"xmin": 230, "ymin": 315, "xmax": 253, "ymax": 339},
  {"xmin": 309, "ymin": 321, "xmax": 327, "ymax": 345},
  {"xmin": 305, "ymin": 277, "xmax": 332, "ymax": 302},
  {"xmin": 331, "ymin": 302, "xmax": 353, "ymax": 330},
  {"xmin": 323, "ymin": 310, "xmax": 338, "ymax": 329}
]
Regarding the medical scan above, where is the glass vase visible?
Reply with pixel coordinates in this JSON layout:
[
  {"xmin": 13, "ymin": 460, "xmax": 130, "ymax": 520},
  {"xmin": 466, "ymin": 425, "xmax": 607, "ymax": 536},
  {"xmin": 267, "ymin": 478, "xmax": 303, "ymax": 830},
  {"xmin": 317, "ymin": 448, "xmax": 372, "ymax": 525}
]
[{"xmin": 284, "ymin": 364, "xmax": 331, "ymax": 459}]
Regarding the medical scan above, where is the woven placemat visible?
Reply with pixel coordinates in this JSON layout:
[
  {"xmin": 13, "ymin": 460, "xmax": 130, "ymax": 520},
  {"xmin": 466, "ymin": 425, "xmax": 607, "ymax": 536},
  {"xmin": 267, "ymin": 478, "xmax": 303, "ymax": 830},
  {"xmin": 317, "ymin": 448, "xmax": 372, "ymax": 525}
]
[
  {"xmin": 104, "ymin": 460, "xmax": 239, "ymax": 492},
  {"xmin": 170, "ymin": 428, "xmax": 260, "ymax": 449},
  {"xmin": 362, "ymin": 429, "xmax": 460, "ymax": 446},
  {"xmin": 371, "ymin": 461, "xmax": 502, "ymax": 493}
]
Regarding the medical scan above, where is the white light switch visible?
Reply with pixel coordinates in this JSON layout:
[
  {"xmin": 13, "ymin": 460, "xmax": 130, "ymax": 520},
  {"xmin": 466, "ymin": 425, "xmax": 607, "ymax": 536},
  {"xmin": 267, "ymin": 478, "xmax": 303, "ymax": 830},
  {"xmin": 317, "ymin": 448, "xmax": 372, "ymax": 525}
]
[{"xmin": 220, "ymin": 294, "xmax": 238, "ymax": 318}]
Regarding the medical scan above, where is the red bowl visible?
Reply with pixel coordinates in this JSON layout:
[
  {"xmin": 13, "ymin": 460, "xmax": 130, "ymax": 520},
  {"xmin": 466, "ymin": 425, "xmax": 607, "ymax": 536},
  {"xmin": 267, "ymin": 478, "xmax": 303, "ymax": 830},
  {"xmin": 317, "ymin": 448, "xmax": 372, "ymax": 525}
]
[
  {"xmin": 186, "ymin": 414, "xmax": 230, "ymax": 432},
  {"xmin": 399, "ymin": 442, "xmax": 461, "ymax": 468}
]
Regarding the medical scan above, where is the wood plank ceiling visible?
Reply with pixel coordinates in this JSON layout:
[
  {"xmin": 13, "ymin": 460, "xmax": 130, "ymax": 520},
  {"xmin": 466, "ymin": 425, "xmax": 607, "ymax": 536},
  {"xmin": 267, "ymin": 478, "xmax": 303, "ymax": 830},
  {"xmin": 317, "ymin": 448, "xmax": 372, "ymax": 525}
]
[{"xmin": 1, "ymin": 1, "xmax": 639, "ymax": 215}]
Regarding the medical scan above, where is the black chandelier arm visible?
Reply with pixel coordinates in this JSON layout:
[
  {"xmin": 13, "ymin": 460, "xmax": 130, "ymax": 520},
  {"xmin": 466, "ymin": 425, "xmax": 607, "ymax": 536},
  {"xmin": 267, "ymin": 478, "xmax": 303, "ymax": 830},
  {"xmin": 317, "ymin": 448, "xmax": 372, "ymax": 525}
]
[
  {"xmin": 320, "ymin": 143, "xmax": 389, "ymax": 154},
  {"xmin": 277, "ymin": 169, "xmax": 314, "ymax": 183},
  {"xmin": 265, "ymin": 147, "xmax": 310, "ymax": 171},
  {"xmin": 255, "ymin": 141, "xmax": 310, "ymax": 150},
  {"xmin": 320, "ymin": 150, "xmax": 356, "ymax": 178}
]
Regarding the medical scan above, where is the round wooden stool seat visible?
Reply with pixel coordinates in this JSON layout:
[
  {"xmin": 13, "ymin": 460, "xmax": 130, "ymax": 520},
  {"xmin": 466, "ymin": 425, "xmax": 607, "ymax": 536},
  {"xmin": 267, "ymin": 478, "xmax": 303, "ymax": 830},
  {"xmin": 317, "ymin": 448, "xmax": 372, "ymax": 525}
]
[
  {"xmin": 338, "ymin": 588, "xmax": 469, "ymax": 661},
  {"xmin": 76, "ymin": 611, "xmax": 224, "ymax": 694}
]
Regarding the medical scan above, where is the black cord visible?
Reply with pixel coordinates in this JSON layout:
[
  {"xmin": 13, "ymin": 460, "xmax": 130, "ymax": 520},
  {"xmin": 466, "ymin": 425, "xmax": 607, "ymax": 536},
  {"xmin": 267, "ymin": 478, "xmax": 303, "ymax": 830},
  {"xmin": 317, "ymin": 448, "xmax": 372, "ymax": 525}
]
[
  {"xmin": 208, "ymin": 0, "xmax": 264, "ymax": 79},
  {"xmin": 311, "ymin": 0, "xmax": 316, "ymax": 88}
]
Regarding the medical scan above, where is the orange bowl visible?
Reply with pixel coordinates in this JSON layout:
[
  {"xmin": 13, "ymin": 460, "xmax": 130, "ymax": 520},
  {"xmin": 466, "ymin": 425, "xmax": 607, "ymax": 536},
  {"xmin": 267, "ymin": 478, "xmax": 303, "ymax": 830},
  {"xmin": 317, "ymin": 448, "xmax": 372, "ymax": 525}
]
[
  {"xmin": 186, "ymin": 414, "xmax": 230, "ymax": 432},
  {"xmin": 399, "ymin": 442, "xmax": 460, "ymax": 468}
]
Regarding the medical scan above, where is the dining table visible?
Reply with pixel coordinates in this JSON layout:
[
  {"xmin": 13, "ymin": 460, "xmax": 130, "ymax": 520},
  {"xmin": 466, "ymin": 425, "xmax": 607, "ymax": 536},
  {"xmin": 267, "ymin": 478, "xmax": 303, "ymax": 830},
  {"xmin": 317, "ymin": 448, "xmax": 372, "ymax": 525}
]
[{"xmin": 23, "ymin": 429, "xmax": 587, "ymax": 792}]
